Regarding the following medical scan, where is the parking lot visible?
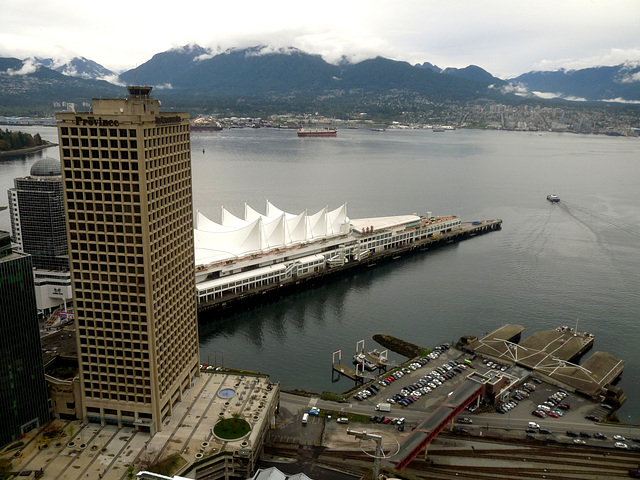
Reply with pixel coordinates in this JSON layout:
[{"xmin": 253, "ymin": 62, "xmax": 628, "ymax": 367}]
[
  {"xmin": 339, "ymin": 345, "xmax": 640, "ymax": 451},
  {"xmin": 349, "ymin": 343, "xmax": 472, "ymax": 421}
]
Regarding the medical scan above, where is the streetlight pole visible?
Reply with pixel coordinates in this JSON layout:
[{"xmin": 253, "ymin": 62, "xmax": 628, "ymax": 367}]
[{"xmin": 347, "ymin": 429, "xmax": 383, "ymax": 479}]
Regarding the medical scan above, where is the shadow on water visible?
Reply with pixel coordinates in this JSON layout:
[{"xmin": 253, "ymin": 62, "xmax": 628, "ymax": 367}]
[{"xmin": 197, "ymin": 241, "xmax": 460, "ymax": 340}]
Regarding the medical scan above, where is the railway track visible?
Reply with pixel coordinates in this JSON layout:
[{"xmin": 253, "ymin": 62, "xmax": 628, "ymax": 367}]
[{"xmin": 265, "ymin": 433, "xmax": 640, "ymax": 479}]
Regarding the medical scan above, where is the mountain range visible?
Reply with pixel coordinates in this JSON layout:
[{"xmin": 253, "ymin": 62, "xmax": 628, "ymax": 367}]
[{"xmin": 1, "ymin": 45, "xmax": 639, "ymax": 116}]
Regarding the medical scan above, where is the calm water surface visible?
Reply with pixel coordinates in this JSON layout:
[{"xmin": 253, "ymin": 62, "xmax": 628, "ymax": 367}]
[{"xmin": 2, "ymin": 126, "xmax": 639, "ymax": 419}]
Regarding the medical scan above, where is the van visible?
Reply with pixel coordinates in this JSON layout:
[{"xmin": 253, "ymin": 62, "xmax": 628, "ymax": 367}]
[{"xmin": 302, "ymin": 413, "xmax": 309, "ymax": 424}]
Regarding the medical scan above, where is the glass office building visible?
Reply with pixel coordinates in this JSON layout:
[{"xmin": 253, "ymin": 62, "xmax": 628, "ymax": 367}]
[
  {"xmin": 0, "ymin": 231, "xmax": 50, "ymax": 446},
  {"xmin": 8, "ymin": 157, "xmax": 68, "ymax": 271}
]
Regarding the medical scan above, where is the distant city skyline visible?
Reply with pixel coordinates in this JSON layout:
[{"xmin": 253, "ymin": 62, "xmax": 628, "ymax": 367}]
[{"xmin": 1, "ymin": 0, "xmax": 640, "ymax": 79}]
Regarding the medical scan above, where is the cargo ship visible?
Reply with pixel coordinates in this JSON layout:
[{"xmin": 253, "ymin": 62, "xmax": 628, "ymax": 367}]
[
  {"xmin": 191, "ymin": 122, "xmax": 222, "ymax": 131},
  {"xmin": 297, "ymin": 127, "xmax": 337, "ymax": 137}
]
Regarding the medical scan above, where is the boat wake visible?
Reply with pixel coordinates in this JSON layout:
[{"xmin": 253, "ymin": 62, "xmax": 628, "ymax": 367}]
[{"xmin": 561, "ymin": 202, "xmax": 640, "ymax": 240}]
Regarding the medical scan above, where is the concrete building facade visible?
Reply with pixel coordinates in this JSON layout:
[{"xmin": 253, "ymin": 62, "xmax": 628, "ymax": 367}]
[{"xmin": 56, "ymin": 86, "xmax": 200, "ymax": 434}]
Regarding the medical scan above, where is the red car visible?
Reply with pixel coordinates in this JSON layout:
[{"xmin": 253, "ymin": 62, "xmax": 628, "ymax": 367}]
[
  {"xmin": 548, "ymin": 412, "xmax": 560, "ymax": 418},
  {"xmin": 532, "ymin": 410, "xmax": 546, "ymax": 418}
]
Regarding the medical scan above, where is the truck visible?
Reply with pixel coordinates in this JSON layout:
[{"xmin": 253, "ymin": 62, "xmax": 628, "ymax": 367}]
[{"xmin": 375, "ymin": 403, "xmax": 391, "ymax": 412}]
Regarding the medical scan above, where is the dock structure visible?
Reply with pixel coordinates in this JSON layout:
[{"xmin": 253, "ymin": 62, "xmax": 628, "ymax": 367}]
[
  {"xmin": 331, "ymin": 347, "xmax": 389, "ymax": 384},
  {"xmin": 331, "ymin": 363, "xmax": 364, "ymax": 384},
  {"xmin": 197, "ymin": 218, "xmax": 503, "ymax": 315},
  {"xmin": 466, "ymin": 324, "xmax": 623, "ymax": 399}
]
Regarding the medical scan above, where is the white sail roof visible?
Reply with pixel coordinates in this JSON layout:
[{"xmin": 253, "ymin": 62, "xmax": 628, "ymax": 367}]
[{"xmin": 194, "ymin": 202, "xmax": 349, "ymax": 266}]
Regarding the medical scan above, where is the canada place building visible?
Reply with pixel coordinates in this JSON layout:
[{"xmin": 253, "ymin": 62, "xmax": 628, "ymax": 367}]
[{"xmin": 56, "ymin": 86, "xmax": 200, "ymax": 434}]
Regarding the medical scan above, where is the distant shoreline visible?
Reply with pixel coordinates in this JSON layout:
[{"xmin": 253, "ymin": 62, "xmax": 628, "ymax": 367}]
[{"xmin": 0, "ymin": 143, "xmax": 57, "ymax": 157}]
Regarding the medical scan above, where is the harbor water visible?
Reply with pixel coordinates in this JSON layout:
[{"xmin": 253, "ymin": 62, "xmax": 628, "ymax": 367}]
[{"xmin": 2, "ymin": 125, "xmax": 639, "ymax": 420}]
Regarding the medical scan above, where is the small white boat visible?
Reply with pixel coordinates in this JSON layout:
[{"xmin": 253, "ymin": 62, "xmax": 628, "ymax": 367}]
[{"xmin": 547, "ymin": 195, "xmax": 560, "ymax": 203}]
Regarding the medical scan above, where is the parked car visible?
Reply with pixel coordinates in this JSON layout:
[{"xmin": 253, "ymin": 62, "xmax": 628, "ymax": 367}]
[{"xmin": 594, "ymin": 432, "xmax": 607, "ymax": 440}]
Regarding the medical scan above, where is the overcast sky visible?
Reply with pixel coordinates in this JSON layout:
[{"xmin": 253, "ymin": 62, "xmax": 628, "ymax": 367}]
[{"xmin": 1, "ymin": 0, "xmax": 639, "ymax": 79}]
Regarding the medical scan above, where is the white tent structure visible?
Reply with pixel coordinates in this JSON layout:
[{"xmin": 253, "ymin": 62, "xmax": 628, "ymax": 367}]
[{"xmin": 194, "ymin": 202, "xmax": 349, "ymax": 266}]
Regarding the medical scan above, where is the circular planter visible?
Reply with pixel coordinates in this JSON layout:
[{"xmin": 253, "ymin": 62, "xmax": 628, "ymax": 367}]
[
  {"xmin": 212, "ymin": 417, "xmax": 251, "ymax": 441},
  {"xmin": 201, "ymin": 442, "xmax": 209, "ymax": 448},
  {"xmin": 195, "ymin": 453, "xmax": 203, "ymax": 459},
  {"xmin": 67, "ymin": 442, "xmax": 76, "ymax": 448}
]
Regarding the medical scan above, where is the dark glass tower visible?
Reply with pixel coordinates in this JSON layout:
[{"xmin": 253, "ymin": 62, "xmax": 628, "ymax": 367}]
[
  {"xmin": 8, "ymin": 157, "xmax": 68, "ymax": 271},
  {"xmin": 0, "ymin": 231, "xmax": 50, "ymax": 446}
]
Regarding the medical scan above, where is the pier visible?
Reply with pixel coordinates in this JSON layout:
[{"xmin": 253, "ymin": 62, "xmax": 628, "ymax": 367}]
[
  {"xmin": 198, "ymin": 219, "xmax": 502, "ymax": 315},
  {"xmin": 465, "ymin": 324, "xmax": 624, "ymax": 399}
]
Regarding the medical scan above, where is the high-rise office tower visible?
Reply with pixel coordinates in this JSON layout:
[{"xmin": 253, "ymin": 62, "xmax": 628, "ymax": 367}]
[
  {"xmin": 0, "ymin": 231, "xmax": 50, "ymax": 446},
  {"xmin": 56, "ymin": 86, "xmax": 200, "ymax": 434},
  {"xmin": 8, "ymin": 157, "xmax": 67, "ymax": 271},
  {"xmin": 8, "ymin": 157, "xmax": 72, "ymax": 316}
]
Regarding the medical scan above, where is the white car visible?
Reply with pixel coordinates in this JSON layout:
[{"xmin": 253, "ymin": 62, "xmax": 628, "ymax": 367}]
[
  {"xmin": 613, "ymin": 435, "xmax": 626, "ymax": 441},
  {"xmin": 615, "ymin": 442, "xmax": 628, "ymax": 449}
]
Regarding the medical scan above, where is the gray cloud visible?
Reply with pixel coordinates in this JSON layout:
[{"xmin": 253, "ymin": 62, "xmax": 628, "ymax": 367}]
[{"xmin": 1, "ymin": 0, "xmax": 639, "ymax": 78}]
